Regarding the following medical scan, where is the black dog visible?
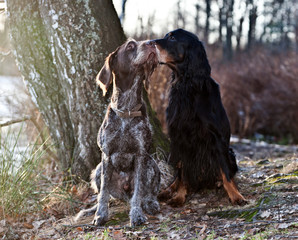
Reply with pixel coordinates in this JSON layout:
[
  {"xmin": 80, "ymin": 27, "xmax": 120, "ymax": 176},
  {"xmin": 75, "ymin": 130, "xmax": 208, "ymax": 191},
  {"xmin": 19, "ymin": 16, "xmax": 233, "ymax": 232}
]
[{"xmin": 151, "ymin": 29, "xmax": 246, "ymax": 206}]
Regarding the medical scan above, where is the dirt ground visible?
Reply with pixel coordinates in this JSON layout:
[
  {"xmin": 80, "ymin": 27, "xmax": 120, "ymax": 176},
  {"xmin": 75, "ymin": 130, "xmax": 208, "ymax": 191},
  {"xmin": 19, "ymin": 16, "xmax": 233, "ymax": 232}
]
[{"xmin": 1, "ymin": 139, "xmax": 297, "ymax": 239}]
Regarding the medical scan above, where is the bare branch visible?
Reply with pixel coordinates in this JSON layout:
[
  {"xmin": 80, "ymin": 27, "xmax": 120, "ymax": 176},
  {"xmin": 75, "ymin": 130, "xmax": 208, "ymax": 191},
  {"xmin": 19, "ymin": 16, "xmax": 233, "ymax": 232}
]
[
  {"xmin": 0, "ymin": 50, "xmax": 11, "ymax": 57},
  {"xmin": 0, "ymin": 115, "xmax": 59, "ymax": 162},
  {"xmin": 0, "ymin": 116, "xmax": 31, "ymax": 127}
]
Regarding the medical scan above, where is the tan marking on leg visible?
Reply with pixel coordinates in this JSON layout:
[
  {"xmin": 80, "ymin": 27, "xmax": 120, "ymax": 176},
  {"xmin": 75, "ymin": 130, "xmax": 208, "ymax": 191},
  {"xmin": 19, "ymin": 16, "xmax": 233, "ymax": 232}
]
[
  {"xmin": 221, "ymin": 170, "xmax": 247, "ymax": 205},
  {"xmin": 167, "ymin": 180, "xmax": 188, "ymax": 207},
  {"xmin": 158, "ymin": 175, "xmax": 180, "ymax": 201},
  {"xmin": 158, "ymin": 161, "xmax": 182, "ymax": 201}
]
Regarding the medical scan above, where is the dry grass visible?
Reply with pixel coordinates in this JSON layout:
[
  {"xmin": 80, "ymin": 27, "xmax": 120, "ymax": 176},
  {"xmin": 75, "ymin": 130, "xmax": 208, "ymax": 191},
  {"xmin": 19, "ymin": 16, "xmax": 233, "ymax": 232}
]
[
  {"xmin": 0, "ymin": 127, "xmax": 48, "ymax": 219},
  {"xmin": 148, "ymin": 47, "xmax": 298, "ymax": 143}
]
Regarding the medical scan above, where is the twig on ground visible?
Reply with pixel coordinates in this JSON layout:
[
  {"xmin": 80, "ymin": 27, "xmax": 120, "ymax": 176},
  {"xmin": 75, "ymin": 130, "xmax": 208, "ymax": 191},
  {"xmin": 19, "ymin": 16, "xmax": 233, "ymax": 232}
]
[
  {"xmin": 199, "ymin": 224, "xmax": 207, "ymax": 235},
  {"xmin": 62, "ymin": 223, "xmax": 98, "ymax": 229},
  {"xmin": 62, "ymin": 223, "xmax": 133, "ymax": 231}
]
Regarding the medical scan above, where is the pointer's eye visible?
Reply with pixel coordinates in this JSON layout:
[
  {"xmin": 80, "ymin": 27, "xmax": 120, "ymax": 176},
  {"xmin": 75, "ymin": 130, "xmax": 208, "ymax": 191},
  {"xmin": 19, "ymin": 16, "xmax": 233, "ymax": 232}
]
[{"xmin": 126, "ymin": 42, "xmax": 136, "ymax": 51}]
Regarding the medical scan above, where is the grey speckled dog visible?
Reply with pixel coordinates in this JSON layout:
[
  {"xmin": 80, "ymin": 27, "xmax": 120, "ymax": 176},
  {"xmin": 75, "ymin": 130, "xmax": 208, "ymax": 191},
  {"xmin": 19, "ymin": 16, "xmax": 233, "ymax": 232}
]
[{"xmin": 75, "ymin": 39, "xmax": 160, "ymax": 227}]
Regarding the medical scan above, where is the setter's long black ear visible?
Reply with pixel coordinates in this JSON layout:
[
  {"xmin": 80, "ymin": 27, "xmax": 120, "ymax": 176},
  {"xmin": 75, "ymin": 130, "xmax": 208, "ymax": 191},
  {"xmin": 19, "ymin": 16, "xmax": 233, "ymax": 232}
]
[
  {"xmin": 186, "ymin": 40, "xmax": 211, "ymax": 77},
  {"xmin": 96, "ymin": 49, "xmax": 117, "ymax": 96}
]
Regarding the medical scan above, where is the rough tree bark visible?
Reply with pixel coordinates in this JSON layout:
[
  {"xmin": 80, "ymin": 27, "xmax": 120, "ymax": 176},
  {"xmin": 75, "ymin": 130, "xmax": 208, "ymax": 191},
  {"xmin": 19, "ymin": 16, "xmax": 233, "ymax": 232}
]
[{"xmin": 7, "ymin": 0, "xmax": 169, "ymax": 181}]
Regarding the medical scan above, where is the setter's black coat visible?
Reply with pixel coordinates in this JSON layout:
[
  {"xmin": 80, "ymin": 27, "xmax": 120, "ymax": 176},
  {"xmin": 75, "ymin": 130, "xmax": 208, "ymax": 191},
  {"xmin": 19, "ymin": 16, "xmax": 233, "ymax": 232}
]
[{"xmin": 153, "ymin": 29, "xmax": 245, "ymax": 205}]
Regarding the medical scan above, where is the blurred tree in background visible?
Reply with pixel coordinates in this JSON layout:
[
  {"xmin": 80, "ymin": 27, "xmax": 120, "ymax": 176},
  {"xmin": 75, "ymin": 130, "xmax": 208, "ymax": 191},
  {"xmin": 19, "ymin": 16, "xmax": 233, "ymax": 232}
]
[
  {"xmin": 123, "ymin": 0, "xmax": 297, "ymax": 142},
  {"xmin": 128, "ymin": 0, "xmax": 297, "ymax": 58}
]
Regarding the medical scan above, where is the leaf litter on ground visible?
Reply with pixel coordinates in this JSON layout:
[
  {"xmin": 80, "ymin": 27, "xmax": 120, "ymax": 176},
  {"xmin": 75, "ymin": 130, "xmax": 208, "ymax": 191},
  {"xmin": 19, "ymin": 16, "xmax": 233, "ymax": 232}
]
[{"xmin": 1, "ymin": 138, "xmax": 297, "ymax": 239}]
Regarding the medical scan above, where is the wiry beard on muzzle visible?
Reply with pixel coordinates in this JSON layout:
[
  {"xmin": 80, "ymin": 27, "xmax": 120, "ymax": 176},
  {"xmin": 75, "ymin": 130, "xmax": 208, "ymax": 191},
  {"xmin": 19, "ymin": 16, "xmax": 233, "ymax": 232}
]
[{"xmin": 143, "ymin": 61, "xmax": 158, "ymax": 91}]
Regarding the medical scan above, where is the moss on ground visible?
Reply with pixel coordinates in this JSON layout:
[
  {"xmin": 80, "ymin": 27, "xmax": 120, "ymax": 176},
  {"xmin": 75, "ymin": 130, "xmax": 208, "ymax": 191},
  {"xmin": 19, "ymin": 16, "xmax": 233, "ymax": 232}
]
[
  {"xmin": 207, "ymin": 194, "xmax": 274, "ymax": 222},
  {"xmin": 105, "ymin": 211, "xmax": 129, "ymax": 226}
]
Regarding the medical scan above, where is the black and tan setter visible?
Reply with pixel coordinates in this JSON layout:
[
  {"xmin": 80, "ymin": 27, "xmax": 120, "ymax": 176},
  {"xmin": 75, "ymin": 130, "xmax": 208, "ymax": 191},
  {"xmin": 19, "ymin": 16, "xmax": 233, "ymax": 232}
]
[
  {"xmin": 75, "ymin": 39, "xmax": 160, "ymax": 226},
  {"xmin": 151, "ymin": 29, "xmax": 246, "ymax": 206}
]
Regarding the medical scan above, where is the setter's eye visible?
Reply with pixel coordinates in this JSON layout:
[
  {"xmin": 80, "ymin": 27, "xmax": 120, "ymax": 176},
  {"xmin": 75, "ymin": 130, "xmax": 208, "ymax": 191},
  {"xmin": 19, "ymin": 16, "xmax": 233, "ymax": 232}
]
[{"xmin": 168, "ymin": 35, "xmax": 176, "ymax": 41}]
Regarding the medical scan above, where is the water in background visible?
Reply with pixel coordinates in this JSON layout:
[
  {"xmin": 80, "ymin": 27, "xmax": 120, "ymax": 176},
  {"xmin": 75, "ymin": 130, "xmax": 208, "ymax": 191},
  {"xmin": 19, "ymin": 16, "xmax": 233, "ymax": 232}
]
[
  {"xmin": 0, "ymin": 75, "xmax": 26, "ymax": 121},
  {"xmin": 0, "ymin": 75, "xmax": 31, "ymax": 146}
]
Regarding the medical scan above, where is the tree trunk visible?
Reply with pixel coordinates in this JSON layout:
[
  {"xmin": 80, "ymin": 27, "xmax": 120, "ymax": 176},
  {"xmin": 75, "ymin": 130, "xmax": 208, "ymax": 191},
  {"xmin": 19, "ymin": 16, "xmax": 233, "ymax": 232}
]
[
  {"xmin": 195, "ymin": 4, "xmax": 201, "ymax": 36},
  {"xmin": 204, "ymin": 0, "xmax": 211, "ymax": 43},
  {"xmin": 295, "ymin": 10, "xmax": 298, "ymax": 52},
  {"xmin": 7, "ymin": 0, "xmax": 169, "ymax": 181},
  {"xmin": 223, "ymin": 0, "xmax": 234, "ymax": 60},
  {"xmin": 236, "ymin": 17, "xmax": 244, "ymax": 51},
  {"xmin": 119, "ymin": 0, "xmax": 128, "ymax": 23},
  {"xmin": 247, "ymin": 3, "xmax": 257, "ymax": 50},
  {"xmin": 218, "ymin": 6, "xmax": 223, "ymax": 43},
  {"xmin": 175, "ymin": 0, "xmax": 186, "ymax": 29}
]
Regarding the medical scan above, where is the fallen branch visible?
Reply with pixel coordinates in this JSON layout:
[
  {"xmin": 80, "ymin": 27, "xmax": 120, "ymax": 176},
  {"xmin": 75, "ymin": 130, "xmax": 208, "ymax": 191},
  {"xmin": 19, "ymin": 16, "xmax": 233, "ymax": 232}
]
[
  {"xmin": 0, "ymin": 116, "xmax": 31, "ymax": 127},
  {"xmin": 61, "ymin": 223, "xmax": 132, "ymax": 231},
  {"xmin": 62, "ymin": 223, "xmax": 98, "ymax": 229}
]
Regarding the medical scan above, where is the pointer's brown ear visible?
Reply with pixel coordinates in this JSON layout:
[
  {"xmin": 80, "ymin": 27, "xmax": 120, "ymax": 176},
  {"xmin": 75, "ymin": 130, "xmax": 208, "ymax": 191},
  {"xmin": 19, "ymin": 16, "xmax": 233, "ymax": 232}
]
[{"xmin": 96, "ymin": 50, "xmax": 117, "ymax": 96}]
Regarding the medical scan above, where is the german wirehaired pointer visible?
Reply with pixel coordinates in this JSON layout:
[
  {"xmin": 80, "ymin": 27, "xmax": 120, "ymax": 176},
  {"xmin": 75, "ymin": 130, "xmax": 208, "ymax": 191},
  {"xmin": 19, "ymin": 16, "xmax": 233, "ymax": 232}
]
[
  {"xmin": 151, "ymin": 29, "xmax": 246, "ymax": 206},
  {"xmin": 75, "ymin": 39, "xmax": 160, "ymax": 226}
]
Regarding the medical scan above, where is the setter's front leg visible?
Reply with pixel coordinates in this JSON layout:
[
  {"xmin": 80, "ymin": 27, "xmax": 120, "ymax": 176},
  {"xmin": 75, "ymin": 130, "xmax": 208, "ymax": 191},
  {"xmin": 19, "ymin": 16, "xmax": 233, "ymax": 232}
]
[{"xmin": 221, "ymin": 169, "xmax": 247, "ymax": 206}]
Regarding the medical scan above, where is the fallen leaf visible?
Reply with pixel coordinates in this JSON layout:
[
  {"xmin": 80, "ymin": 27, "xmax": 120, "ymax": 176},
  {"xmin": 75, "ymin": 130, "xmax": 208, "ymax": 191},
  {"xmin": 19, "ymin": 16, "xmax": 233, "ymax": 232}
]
[
  {"xmin": 5, "ymin": 216, "xmax": 14, "ymax": 224},
  {"xmin": 113, "ymin": 230, "xmax": 125, "ymax": 240},
  {"xmin": 0, "ymin": 220, "xmax": 5, "ymax": 227},
  {"xmin": 278, "ymin": 223, "xmax": 290, "ymax": 229},
  {"xmin": 260, "ymin": 210, "xmax": 271, "ymax": 218},
  {"xmin": 167, "ymin": 232, "xmax": 180, "ymax": 239},
  {"xmin": 71, "ymin": 185, "xmax": 78, "ymax": 195},
  {"xmin": 37, "ymin": 229, "xmax": 56, "ymax": 238},
  {"xmin": 201, "ymin": 215, "xmax": 209, "ymax": 220},
  {"xmin": 181, "ymin": 208, "xmax": 193, "ymax": 214},
  {"xmin": 147, "ymin": 215, "xmax": 159, "ymax": 221},
  {"xmin": 32, "ymin": 219, "xmax": 47, "ymax": 229},
  {"xmin": 247, "ymin": 228, "xmax": 259, "ymax": 235},
  {"xmin": 43, "ymin": 207, "xmax": 64, "ymax": 219},
  {"xmin": 199, "ymin": 224, "xmax": 207, "ymax": 235},
  {"xmin": 23, "ymin": 222, "xmax": 34, "ymax": 229},
  {"xmin": 76, "ymin": 227, "xmax": 83, "ymax": 231}
]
